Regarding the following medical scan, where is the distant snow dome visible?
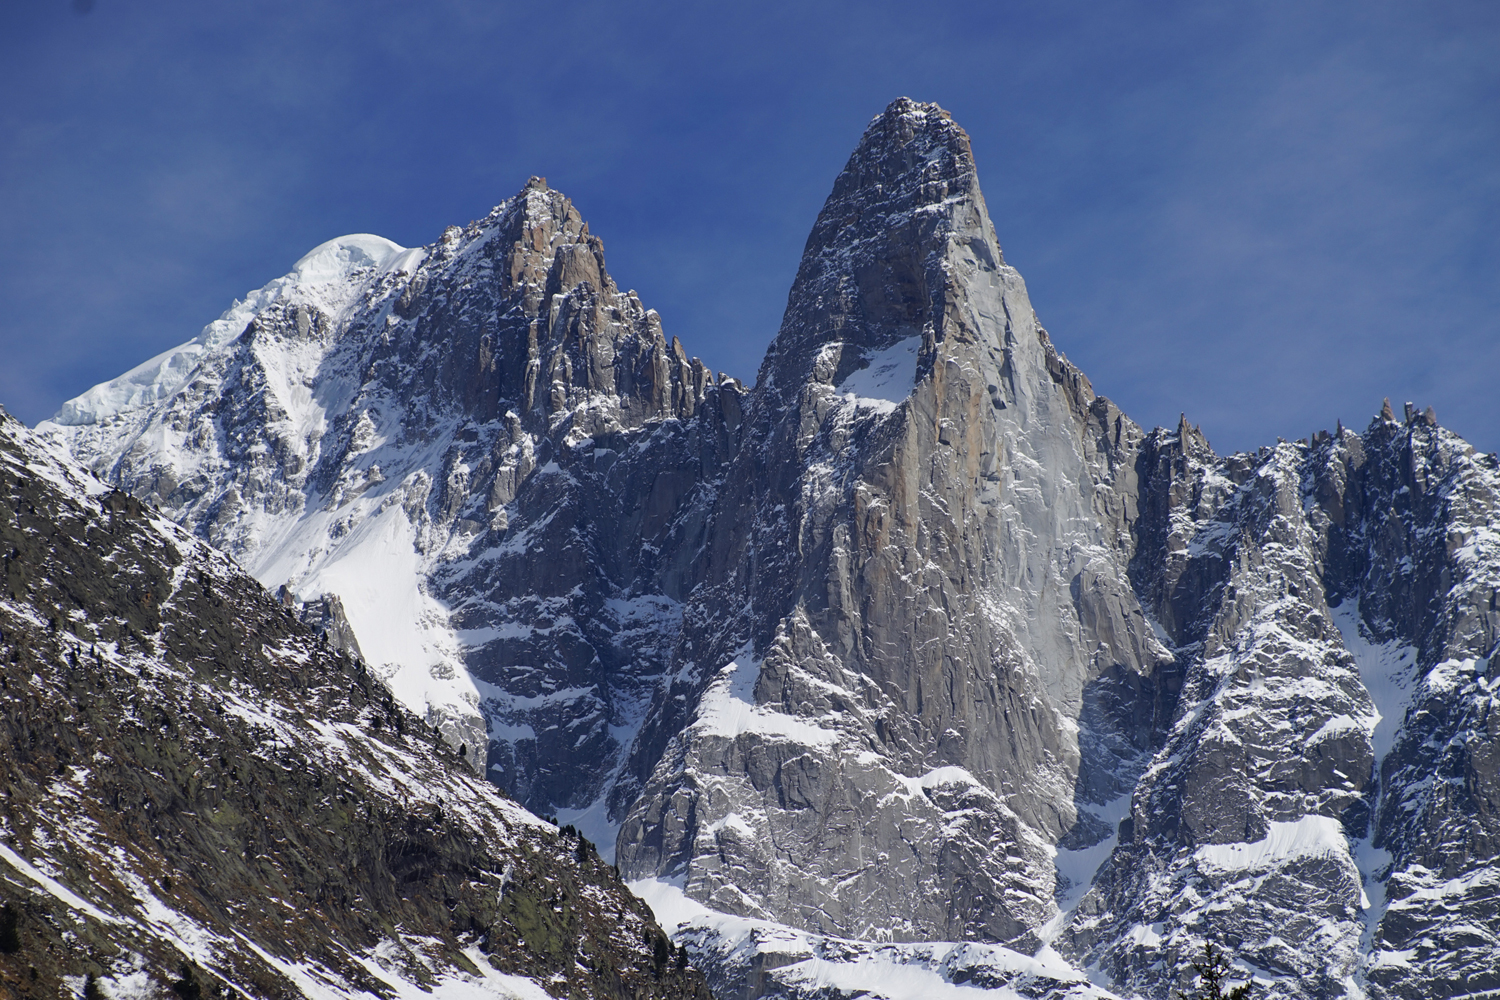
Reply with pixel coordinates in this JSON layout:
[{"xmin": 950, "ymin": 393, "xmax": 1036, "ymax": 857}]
[
  {"xmin": 291, "ymin": 234, "xmax": 407, "ymax": 283},
  {"xmin": 44, "ymin": 233, "xmax": 411, "ymax": 427}
]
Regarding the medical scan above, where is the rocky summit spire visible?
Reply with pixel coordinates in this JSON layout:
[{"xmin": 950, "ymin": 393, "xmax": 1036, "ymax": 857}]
[
  {"xmin": 388, "ymin": 177, "xmax": 713, "ymax": 431},
  {"xmin": 617, "ymin": 99, "xmax": 1168, "ymax": 952},
  {"xmin": 759, "ymin": 98, "xmax": 998, "ymax": 404}
]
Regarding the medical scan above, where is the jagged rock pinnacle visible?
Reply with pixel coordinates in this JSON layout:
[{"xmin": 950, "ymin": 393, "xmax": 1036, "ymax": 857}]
[{"xmin": 759, "ymin": 98, "xmax": 999, "ymax": 404}]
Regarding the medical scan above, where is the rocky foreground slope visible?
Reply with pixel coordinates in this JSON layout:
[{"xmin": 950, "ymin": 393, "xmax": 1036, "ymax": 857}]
[
  {"xmin": 39, "ymin": 99, "xmax": 1500, "ymax": 998},
  {"xmin": 0, "ymin": 411, "xmax": 712, "ymax": 999}
]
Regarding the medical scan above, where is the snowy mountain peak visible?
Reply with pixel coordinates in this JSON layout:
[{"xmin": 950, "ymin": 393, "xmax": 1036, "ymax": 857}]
[
  {"xmin": 45, "ymin": 233, "xmax": 413, "ymax": 430},
  {"xmin": 290, "ymin": 232, "xmax": 408, "ymax": 277},
  {"xmin": 33, "ymin": 100, "xmax": 1500, "ymax": 1000}
]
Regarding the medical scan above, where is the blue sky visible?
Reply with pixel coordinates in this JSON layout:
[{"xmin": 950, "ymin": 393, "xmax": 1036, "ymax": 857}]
[{"xmin": 2, "ymin": 0, "xmax": 1496, "ymax": 454}]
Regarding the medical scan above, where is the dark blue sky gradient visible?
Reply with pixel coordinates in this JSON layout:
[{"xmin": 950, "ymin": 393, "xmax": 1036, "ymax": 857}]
[{"xmin": 2, "ymin": 1, "xmax": 1497, "ymax": 454}]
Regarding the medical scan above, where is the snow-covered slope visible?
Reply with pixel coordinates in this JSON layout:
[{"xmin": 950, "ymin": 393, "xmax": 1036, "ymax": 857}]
[
  {"xmin": 632, "ymin": 876, "xmax": 1115, "ymax": 1000},
  {"xmin": 50, "ymin": 235, "xmax": 417, "ymax": 429},
  {"xmin": 38, "ymin": 228, "xmax": 484, "ymax": 747}
]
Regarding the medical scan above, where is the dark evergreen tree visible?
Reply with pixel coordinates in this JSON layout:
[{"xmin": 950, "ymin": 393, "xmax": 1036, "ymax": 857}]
[
  {"xmin": 651, "ymin": 933, "xmax": 671, "ymax": 976},
  {"xmin": 171, "ymin": 962, "xmax": 203, "ymax": 1000},
  {"xmin": 0, "ymin": 903, "xmax": 19, "ymax": 953},
  {"xmin": 1179, "ymin": 942, "xmax": 1251, "ymax": 1000}
]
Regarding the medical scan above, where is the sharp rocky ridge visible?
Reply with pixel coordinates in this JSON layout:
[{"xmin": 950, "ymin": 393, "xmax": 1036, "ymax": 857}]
[{"xmin": 38, "ymin": 98, "xmax": 1500, "ymax": 999}]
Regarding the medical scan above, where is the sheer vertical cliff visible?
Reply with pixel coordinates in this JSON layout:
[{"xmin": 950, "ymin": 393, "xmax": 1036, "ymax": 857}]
[{"xmin": 615, "ymin": 99, "xmax": 1173, "ymax": 953}]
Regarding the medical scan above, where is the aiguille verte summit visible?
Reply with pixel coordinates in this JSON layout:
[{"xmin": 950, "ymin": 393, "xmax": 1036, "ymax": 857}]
[{"xmin": 20, "ymin": 98, "xmax": 1500, "ymax": 999}]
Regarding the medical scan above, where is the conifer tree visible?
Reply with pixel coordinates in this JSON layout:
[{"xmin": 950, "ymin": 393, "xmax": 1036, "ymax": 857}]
[
  {"xmin": 0, "ymin": 903, "xmax": 19, "ymax": 953},
  {"xmin": 1178, "ymin": 942, "xmax": 1251, "ymax": 1000}
]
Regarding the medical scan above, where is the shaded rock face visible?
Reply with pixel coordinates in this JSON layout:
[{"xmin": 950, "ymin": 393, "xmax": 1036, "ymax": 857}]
[
  {"xmin": 0, "ymin": 412, "xmax": 712, "ymax": 1000},
  {"xmin": 1321, "ymin": 418, "xmax": 1500, "ymax": 997},
  {"xmin": 38, "ymin": 97, "xmax": 1500, "ymax": 999}
]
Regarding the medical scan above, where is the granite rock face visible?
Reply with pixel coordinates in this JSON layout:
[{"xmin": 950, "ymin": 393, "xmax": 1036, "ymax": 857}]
[
  {"xmin": 39, "ymin": 98, "xmax": 1500, "ymax": 999},
  {"xmin": 615, "ymin": 99, "xmax": 1172, "ymax": 952},
  {"xmin": 1321, "ymin": 414, "xmax": 1500, "ymax": 997},
  {"xmin": 1062, "ymin": 411, "xmax": 1500, "ymax": 999}
]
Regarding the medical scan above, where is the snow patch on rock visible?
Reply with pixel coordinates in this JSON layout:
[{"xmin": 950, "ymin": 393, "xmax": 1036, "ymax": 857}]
[
  {"xmin": 630, "ymin": 877, "xmax": 1116, "ymax": 1000},
  {"xmin": 835, "ymin": 336, "xmax": 922, "ymax": 412},
  {"xmin": 692, "ymin": 654, "xmax": 839, "ymax": 746},
  {"xmin": 1194, "ymin": 816, "xmax": 1349, "ymax": 872}
]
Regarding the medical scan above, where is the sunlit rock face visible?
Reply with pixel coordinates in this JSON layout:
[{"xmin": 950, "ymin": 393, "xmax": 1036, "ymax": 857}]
[
  {"xmin": 614, "ymin": 98, "xmax": 1171, "ymax": 953},
  {"xmin": 42, "ymin": 98, "xmax": 1500, "ymax": 1000}
]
